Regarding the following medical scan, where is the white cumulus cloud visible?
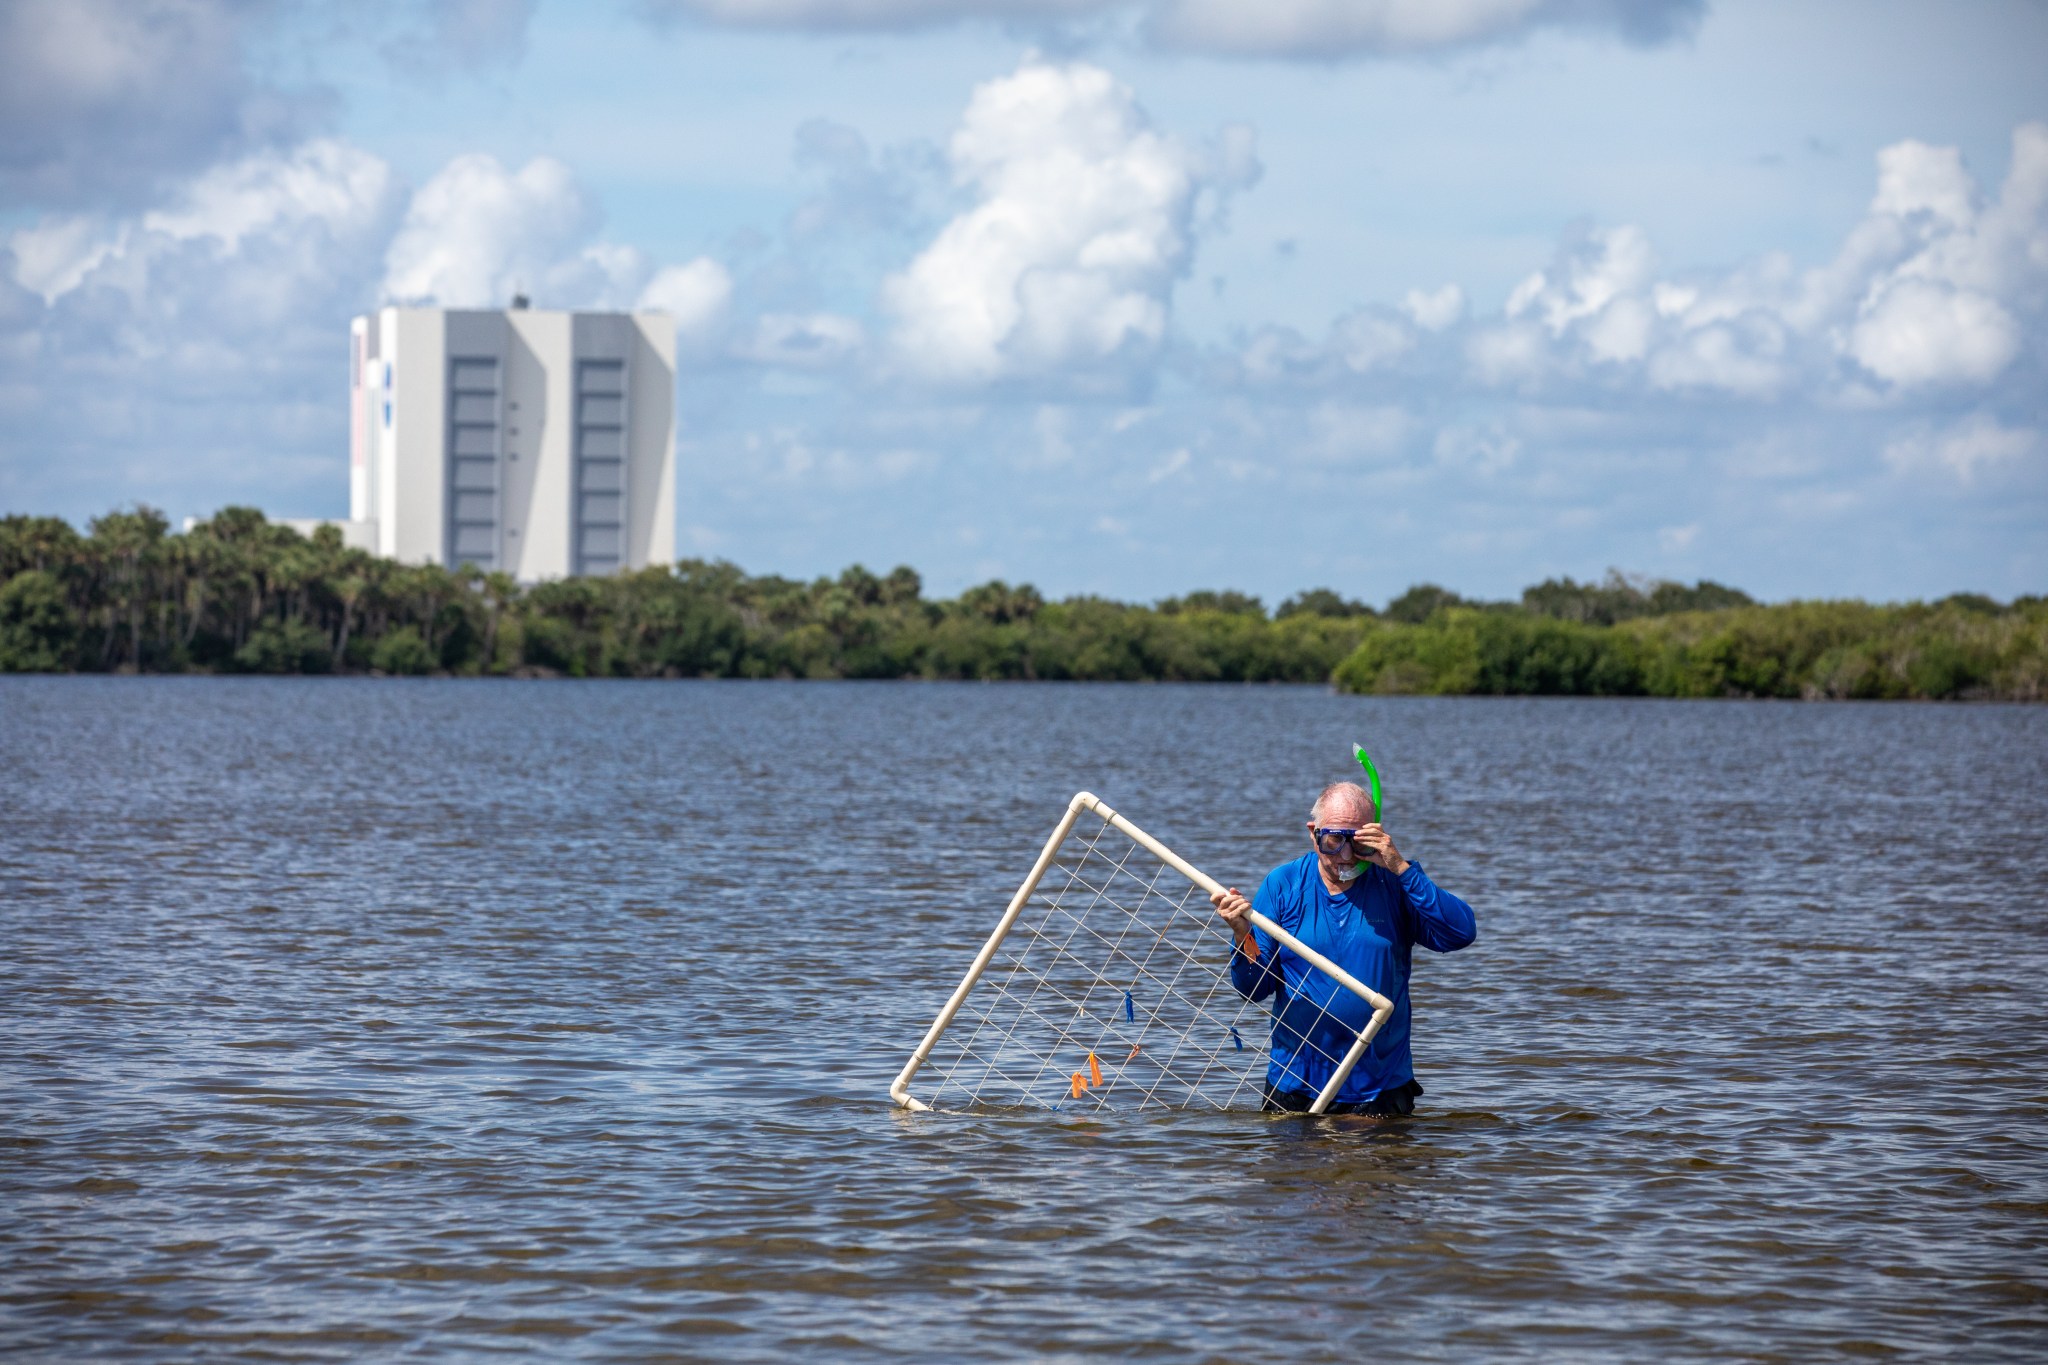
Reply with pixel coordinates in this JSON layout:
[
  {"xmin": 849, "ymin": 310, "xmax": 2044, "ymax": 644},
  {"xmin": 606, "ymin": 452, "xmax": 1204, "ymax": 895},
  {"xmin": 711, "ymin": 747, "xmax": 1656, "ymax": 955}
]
[
  {"xmin": 1840, "ymin": 126, "xmax": 2048, "ymax": 389},
  {"xmin": 7, "ymin": 138, "xmax": 400, "ymax": 310},
  {"xmin": 1646, "ymin": 317, "xmax": 1789, "ymax": 397},
  {"xmin": 8, "ymin": 216, "xmax": 124, "ymax": 303},
  {"xmin": 383, "ymin": 154, "xmax": 616, "ymax": 307},
  {"xmin": 1848, "ymin": 278, "xmax": 2020, "ymax": 387},
  {"xmin": 1884, "ymin": 414, "xmax": 2039, "ymax": 484},
  {"xmin": 1506, "ymin": 224, "xmax": 1653, "ymax": 343},
  {"xmin": 639, "ymin": 257, "xmax": 734, "ymax": 341},
  {"xmin": 882, "ymin": 58, "xmax": 1249, "ymax": 385},
  {"xmin": 1871, "ymin": 139, "xmax": 1978, "ymax": 227},
  {"xmin": 144, "ymin": 139, "xmax": 399, "ymax": 255},
  {"xmin": 381, "ymin": 152, "xmax": 736, "ymax": 315},
  {"xmin": 1440, "ymin": 123, "xmax": 2048, "ymax": 399}
]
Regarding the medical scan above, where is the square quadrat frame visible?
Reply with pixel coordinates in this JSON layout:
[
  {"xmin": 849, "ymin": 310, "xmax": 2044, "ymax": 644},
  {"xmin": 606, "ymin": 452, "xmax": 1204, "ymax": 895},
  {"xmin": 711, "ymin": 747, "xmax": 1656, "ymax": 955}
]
[{"xmin": 889, "ymin": 792, "xmax": 1396, "ymax": 1116}]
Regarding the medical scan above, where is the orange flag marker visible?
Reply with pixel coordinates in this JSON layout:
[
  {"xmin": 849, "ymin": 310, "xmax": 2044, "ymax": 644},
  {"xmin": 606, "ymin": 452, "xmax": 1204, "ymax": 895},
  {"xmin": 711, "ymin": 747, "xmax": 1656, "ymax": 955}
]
[
  {"xmin": 1070, "ymin": 1072, "xmax": 1087, "ymax": 1099},
  {"xmin": 1087, "ymin": 1052, "xmax": 1103, "ymax": 1088}
]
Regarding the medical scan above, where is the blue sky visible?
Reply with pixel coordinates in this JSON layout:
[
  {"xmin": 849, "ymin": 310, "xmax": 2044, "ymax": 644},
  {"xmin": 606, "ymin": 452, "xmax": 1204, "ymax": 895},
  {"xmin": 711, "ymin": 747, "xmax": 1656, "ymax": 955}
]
[{"xmin": 2, "ymin": 0, "xmax": 2044, "ymax": 605}]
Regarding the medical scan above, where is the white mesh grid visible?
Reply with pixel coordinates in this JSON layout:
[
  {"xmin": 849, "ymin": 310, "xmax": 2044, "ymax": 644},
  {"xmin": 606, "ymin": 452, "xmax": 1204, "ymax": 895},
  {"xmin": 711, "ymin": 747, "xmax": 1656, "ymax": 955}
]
[{"xmin": 913, "ymin": 805, "xmax": 1367, "ymax": 1113}]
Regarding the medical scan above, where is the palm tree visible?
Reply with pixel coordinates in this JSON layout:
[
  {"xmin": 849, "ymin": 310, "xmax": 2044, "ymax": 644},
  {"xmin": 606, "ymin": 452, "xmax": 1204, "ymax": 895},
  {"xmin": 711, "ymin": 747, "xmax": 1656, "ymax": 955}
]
[
  {"xmin": 86, "ymin": 507, "xmax": 167, "ymax": 669},
  {"xmin": 332, "ymin": 571, "xmax": 368, "ymax": 669},
  {"xmin": 479, "ymin": 569, "xmax": 518, "ymax": 673},
  {"xmin": 0, "ymin": 515, "xmax": 83, "ymax": 577}
]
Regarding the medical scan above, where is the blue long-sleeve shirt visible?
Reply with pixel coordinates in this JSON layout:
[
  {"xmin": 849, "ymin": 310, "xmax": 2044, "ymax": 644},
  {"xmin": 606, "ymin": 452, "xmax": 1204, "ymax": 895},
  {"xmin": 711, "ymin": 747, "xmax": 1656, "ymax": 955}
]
[{"xmin": 1229, "ymin": 853, "xmax": 1477, "ymax": 1104}]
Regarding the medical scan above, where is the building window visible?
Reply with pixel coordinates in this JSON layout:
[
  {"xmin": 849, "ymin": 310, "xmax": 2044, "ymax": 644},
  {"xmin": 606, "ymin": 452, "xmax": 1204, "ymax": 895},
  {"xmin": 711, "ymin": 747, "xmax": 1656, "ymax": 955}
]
[
  {"xmin": 447, "ymin": 355, "xmax": 501, "ymax": 570},
  {"xmin": 574, "ymin": 359, "xmax": 627, "ymax": 576}
]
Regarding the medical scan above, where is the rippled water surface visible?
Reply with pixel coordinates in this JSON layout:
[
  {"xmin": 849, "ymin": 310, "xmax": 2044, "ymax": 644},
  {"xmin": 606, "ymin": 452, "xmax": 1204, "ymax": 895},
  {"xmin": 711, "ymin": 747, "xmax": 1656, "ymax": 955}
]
[{"xmin": 3, "ymin": 679, "xmax": 2046, "ymax": 1360}]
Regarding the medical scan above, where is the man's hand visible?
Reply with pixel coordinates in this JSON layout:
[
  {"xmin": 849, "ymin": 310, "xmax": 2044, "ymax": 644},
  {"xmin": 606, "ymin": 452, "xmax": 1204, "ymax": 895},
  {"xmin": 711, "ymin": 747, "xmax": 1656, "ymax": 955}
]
[
  {"xmin": 1351, "ymin": 824, "xmax": 1409, "ymax": 877},
  {"xmin": 1210, "ymin": 887, "xmax": 1259, "ymax": 957}
]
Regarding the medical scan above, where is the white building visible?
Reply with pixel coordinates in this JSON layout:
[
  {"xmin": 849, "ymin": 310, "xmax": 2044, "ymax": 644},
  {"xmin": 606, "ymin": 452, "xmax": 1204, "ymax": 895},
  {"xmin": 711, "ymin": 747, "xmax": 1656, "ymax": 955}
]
[{"xmin": 344, "ymin": 304, "xmax": 676, "ymax": 579}]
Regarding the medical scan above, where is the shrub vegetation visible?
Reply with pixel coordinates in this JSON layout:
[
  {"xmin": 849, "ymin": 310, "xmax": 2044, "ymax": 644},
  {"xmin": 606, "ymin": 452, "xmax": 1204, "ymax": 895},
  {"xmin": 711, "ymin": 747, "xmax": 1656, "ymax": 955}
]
[{"xmin": 2, "ymin": 509, "xmax": 2040, "ymax": 699}]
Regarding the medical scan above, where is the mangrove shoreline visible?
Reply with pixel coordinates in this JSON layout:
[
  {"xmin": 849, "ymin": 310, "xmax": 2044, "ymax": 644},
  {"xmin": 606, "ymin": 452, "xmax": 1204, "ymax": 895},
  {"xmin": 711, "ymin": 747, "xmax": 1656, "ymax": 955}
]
[{"xmin": 3, "ymin": 508, "xmax": 2043, "ymax": 700}]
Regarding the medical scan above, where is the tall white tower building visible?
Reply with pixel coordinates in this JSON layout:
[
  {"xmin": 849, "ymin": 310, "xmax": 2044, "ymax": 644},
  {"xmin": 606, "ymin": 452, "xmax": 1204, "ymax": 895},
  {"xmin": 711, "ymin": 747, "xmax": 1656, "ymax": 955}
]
[{"xmin": 347, "ymin": 305, "xmax": 676, "ymax": 579}]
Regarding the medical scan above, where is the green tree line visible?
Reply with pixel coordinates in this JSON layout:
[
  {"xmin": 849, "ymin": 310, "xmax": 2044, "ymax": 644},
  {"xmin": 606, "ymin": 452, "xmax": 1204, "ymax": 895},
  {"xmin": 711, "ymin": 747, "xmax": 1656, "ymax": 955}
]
[{"xmin": 2, "ymin": 508, "xmax": 2041, "ymax": 699}]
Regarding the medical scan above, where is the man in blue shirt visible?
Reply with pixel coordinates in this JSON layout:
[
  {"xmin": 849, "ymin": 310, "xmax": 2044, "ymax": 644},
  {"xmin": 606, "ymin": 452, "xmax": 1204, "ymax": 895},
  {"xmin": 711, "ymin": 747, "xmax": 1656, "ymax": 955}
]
[{"xmin": 1210, "ymin": 780, "xmax": 1477, "ymax": 1116}]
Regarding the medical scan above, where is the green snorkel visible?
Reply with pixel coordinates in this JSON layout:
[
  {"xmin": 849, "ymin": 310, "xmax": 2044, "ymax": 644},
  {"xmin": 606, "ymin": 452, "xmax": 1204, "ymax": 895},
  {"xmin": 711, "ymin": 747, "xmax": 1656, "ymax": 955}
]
[
  {"xmin": 1351, "ymin": 741, "xmax": 1383, "ymax": 822},
  {"xmin": 1332, "ymin": 741, "xmax": 1384, "ymax": 881}
]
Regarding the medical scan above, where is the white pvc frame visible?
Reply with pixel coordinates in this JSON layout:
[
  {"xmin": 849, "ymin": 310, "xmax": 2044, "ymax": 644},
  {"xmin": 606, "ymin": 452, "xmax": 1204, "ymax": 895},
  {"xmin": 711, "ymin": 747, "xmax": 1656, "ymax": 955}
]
[{"xmin": 890, "ymin": 791, "xmax": 1396, "ymax": 1116}]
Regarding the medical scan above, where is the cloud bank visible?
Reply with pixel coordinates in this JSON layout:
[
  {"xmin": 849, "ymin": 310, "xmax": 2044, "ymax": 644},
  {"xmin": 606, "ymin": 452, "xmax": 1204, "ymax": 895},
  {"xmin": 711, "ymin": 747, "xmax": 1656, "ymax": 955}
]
[
  {"xmin": 0, "ymin": 0, "xmax": 316, "ymax": 210},
  {"xmin": 638, "ymin": 0, "xmax": 1705, "ymax": 56},
  {"xmin": 1193, "ymin": 121, "xmax": 2048, "ymax": 439},
  {"xmin": 0, "ymin": 135, "xmax": 723, "ymax": 517},
  {"xmin": 1437, "ymin": 124, "xmax": 2048, "ymax": 401}
]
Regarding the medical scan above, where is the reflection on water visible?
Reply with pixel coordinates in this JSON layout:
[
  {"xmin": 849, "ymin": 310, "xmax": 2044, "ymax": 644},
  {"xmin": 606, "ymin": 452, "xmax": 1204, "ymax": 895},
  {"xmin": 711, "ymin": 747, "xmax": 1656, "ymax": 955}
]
[{"xmin": 2, "ymin": 679, "xmax": 2045, "ymax": 1359}]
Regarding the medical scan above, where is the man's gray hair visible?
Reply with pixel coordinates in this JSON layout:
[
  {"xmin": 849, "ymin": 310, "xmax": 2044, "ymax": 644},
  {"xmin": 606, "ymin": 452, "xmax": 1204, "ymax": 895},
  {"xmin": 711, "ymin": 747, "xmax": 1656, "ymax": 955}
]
[{"xmin": 1312, "ymin": 780, "xmax": 1378, "ymax": 824}]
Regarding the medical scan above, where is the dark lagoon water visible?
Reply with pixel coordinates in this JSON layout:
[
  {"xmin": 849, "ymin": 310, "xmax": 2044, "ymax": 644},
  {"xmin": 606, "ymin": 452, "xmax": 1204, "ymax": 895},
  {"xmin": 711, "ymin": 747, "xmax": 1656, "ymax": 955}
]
[{"xmin": 2, "ymin": 678, "xmax": 2045, "ymax": 1360}]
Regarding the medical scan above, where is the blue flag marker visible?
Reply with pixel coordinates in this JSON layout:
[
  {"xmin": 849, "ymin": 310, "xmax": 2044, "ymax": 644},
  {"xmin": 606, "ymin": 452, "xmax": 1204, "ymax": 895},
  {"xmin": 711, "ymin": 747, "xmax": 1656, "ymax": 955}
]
[
  {"xmin": 1230, "ymin": 1025, "xmax": 1244, "ymax": 1051},
  {"xmin": 1124, "ymin": 990, "xmax": 1135, "ymax": 1023}
]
